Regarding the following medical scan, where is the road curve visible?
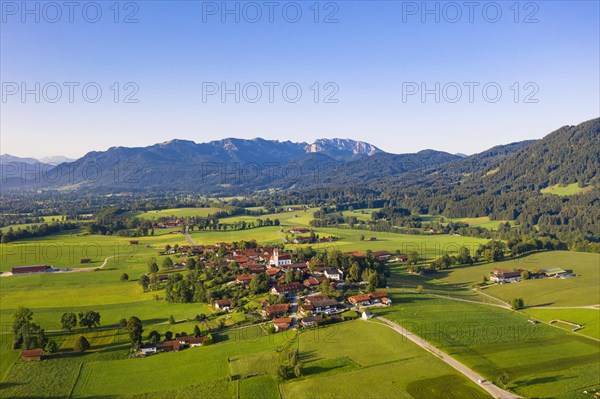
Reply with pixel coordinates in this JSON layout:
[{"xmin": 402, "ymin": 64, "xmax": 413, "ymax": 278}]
[{"xmin": 376, "ymin": 316, "xmax": 522, "ymax": 399}]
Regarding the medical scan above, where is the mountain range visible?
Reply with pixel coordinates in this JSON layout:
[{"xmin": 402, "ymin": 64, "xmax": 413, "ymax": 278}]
[{"xmin": 1, "ymin": 119, "xmax": 599, "ymax": 198}]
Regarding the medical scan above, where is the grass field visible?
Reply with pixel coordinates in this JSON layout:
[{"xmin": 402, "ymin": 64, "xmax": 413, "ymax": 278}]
[
  {"xmin": 541, "ymin": 183, "xmax": 595, "ymax": 196},
  {"xmin": 377, "ymin": 292, "xmax": 600, "ymax": 399},
  {"xmin": 524, "ymin": 308, "xmax": 600, "ymax": 340},
  {"xmin": 431, "ymin": 251, "xmax": 600, "ymax": 307},
  {"xmin": 419, "ymin": 214, "xmax": 514, "ymax": 230},
  {"xmin": 136, "ymin": 207, "xmax": 225, "ymax": 219}
]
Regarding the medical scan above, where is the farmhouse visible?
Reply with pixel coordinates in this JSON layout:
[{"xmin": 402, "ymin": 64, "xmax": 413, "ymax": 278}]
[
  {"xmin": 21, "ymin": 349, "xmax": 43, "ymax": 361},
  {"xmin": 348, "ymin": 291, "xmax": 390, "ymax": 307},
  {"xmin": 11, "ymin": 265, "xmax": 53, "ymax": 275},
  {"xmin": 348, "ymin": 293, "xmax": 372, "ymax": 307},
  {"xmin": 140, "ymin": 343, "xmax": 157, "ymax": 355},
  {"xmin": 372, "ymin": 250, "xmax": 392, "ymax": 261},
  {"xmin": 264, "ymin": 303, "xmax": 291, "ymax": 318},
  {"xmin": 214, "ymin": 299, "xmax": 232, "ymax": 311},
  {"xmin": 272, "ymin": 317, "xmax": 292, "ymax": 331},
  {"xmin": 270, "ymin": 282, "xmax": 303, "ymax": 296},
  {"xmin": 178, "ymin": 336, "xmax": 207, "ymax": 347},
  {"xmin": 158, "ymin": 340, "xmax": 182, "ymax": 352},
  {"xmin": 490, "ymin": 268, "xmax": 522, "ymax": 283}
]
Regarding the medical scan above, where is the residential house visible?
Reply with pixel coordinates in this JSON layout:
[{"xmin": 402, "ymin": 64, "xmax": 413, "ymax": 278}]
[
  {"xmin": 140, "ymin": 343, "xmax": 157, "ymax": 355},
  {"xmin": 301, "ymin": 315, "xmax": 323, "ymax": 327},
  {"xmin": 264, "ymin": 303, "xmax": 291, "ymax": 318},
  {"xmin": 304, "ymin": 296, "xmax": 343, "ymax": 314},
  {"xmin": 265, "ymin": 267, "xmax": 282, "ymax": 279},
  {"xmin": 324, "ymin": 268, "xmax": 343, "ymax": 281},
  {"xmin": 236, "ymin": 274, "xmax": 254, "ymax": 284},
  {"xmin": 272, "ymin": 317, "xmax": 292, "ymax": 331},
  {"xmin": 348, "ymin": 293, "xmax": 372, "ymax": 307},
  {"xmin": 270, "ymin": 282, "xmax": 303, "ymax": 296}
]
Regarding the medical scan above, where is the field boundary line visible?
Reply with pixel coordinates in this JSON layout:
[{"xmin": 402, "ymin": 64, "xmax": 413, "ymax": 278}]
[{"xmin": 67, "ymin": 362, "xmax": 84, "ymax": 399}]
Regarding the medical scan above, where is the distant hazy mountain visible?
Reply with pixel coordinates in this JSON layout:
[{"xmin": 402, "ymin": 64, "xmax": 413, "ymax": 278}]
[
  {"xmin": 0, "ymin": 154, "xmax": 43, "ymax": 165},
  {"xmin": 38, "ymin": 156, "xmax": 75, "ymax": 164}
]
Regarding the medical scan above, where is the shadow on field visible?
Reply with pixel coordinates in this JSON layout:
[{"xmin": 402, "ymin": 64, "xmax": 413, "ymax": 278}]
[
  {"xmin": 512, "ymin": 375, "xmax": 573, "ymax": 387},
  {"xmin": 0, "ymin": 382, "xmax": 24, "ymax": 390},
  {"xmin": 298, "ymin": 350, "xmax": 319, "ymax": 363}
]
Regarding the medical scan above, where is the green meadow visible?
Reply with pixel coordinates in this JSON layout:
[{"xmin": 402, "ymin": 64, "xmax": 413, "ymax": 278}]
[
  {"xmin": 524, "ymin": 308, "xmax": 600, "ymax": 340},
  {"xmin": 431, "ymin": 251, "xmax": 600, "ymax": 307},
  {"xmin": 136, "ymin": 207, "xmax": 225, "ymax": 219},
  {"xmin": 377, "ymin": 292, "xmax": 600, "ymax": 399},
  {"xmin": 541, "ymin": 183, "xmax": 594, "ymax": 196}
]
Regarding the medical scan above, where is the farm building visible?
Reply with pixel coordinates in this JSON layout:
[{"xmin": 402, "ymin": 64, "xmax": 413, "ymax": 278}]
[
  {"xmin": 235, "ymin": 274, "xmax": 254, "ymax": 284},
  {"xmin": 489, "ymin": 268, "xmax": 522, "ymax": 283},
  {"xmin": 11, "ymin": 265, "xmax": 53, "ymax": 275},
  {"xmin": 214, "ymin": 299, "xmax": 232, "ymax": 311},
  {"xmin": 21, "ymin": 349, "xmax": 43, "ymax": 361},
  {"xmin": 289, "ymin": 227, "xmax": 310, "ymax": 234}
]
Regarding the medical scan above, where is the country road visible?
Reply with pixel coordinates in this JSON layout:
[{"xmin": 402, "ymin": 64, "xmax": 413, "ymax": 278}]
[
  {"xmin": 376, "ymin": 316, "xmax": 522, "ymax": 399},
  {"xmin": 184, "ymin": 227, "xmax": 196, "ymax": 245}
]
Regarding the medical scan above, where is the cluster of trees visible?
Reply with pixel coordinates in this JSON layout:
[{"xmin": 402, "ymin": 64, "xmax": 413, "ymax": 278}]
[
  {"xmin": 277, "ymin": 347, "xmax": 303, "ymax": 380},
  {"xmin": 0, "ymin": 221, "xmax": 79, "ymax": 243},
  {"xmin": 60, "ymin": 311, "xmax": 101, "ymax": 331},
  {"xmin": 12, "ymin": 307, "xmax": 48, "ymax": 350}
]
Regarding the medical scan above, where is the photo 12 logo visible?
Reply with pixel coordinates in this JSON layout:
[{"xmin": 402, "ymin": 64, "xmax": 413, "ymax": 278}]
[
  {"xmin": 1, "ymin": 1, "xmax": 140, "ymax": 23},
  {"xmin": 200, "ymin": 1, "xmax": 339, "ymax": 23},
  {"xmin": 1, "ymin": 82, "xmax": 140, "ymax": 104},
  {"xmin": 401, "ymin": 81, "xmax": 539, "ymax": 104},
  {"xmin": 201, "ymin": 81, "xmax": 339, "ymax": 103},
  {"xmin": 401, "ymin": 1, "xmax": 540, "ymax": 23}
]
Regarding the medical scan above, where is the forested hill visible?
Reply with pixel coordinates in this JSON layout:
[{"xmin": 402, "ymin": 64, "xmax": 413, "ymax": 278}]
[{"xmin": 379, "ymin": 117, "xmax": 599, "ymax": 242}]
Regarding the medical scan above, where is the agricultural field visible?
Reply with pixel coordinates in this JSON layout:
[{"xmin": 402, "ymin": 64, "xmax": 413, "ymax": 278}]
[
  {"xmin": 432, "ymin": 251, "xmax": 600, "ymax": 307},
  {"xmin": 377, "ymin": 292, "xmax": 600, "ymax": 399},
  {"xmin": 136, "ymin": 207, "xmax": 225, "ymax": 219},
  {"xmin": 524, "ymin": 308, "xmax": 600, "ymax": 340},
  {"xmin": 540, "ymin": 183, "xmax": 595, "ymax": 196},
  {"xmin": 419, "ymin": 214, "xmax": 514, "ymax": 230}
]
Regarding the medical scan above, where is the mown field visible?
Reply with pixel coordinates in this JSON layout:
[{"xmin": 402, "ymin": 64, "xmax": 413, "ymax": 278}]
[
  {"xmin": 0, "ymin": 320, "xmax": 491, "ymax": 398},
  {"xmin": 432, "ymin": 251, "xmax": 600, "ymax": 307},
  {"xmin": 377, "ymin": 292, "xmax": 600, "ymax": 399},
  {"xmin": 524, "ymin": 308, "xmax": 600, "ymax": 340}
]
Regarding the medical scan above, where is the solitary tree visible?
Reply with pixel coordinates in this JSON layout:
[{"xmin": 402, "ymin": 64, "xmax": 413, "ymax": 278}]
[
  {"xmin": 147, "ymin": 258, "xmax": 159, "ymax": 273},
  {"xmin": 120, "ymin": 273, "xmax": 129, "ymax": 282},
  {"xmin": 168, "ymin": 315, "xmax": 176, "ymax": 325},
  {"xmin": 61, "ymin": 312, "xmax": 78, "ymax": 331},
  {"xmin": 138, "ymin": 274, "xmax": 150, "ymax": 291},
  {"xmin": 511, "ymin": 298, "xmax": 525, "ymax": 310},
  {"xmin": 78, "ymin": 311, "xmax": 101, "ymax": 330},
  {"xmin": 127, "ymin": 316, "xmax": 144, "ymax": 349},
  {"xmin": 119, "ymin": 318, "xmax": 128, "ymax": 329}
]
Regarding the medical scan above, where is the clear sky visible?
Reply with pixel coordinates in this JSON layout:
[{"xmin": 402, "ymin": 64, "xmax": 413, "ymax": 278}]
[{"xmin": 1, "ymin": 0, "xmax": 598, "ymax": 159}]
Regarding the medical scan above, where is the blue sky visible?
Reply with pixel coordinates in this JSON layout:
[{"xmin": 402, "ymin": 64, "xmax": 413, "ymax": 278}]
[{"xmin": 1, "ymin": 0, "xmax": 599, "ymax": 158}]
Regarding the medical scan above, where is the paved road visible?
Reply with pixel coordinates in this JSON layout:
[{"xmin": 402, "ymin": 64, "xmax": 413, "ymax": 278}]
[
  {"xmin": 376, "ymin": 316, "xmax": 522, "ymax": 399},
  {"xmin": 184, "ymin": 227, "xmax": 196, "ymax": 245}
]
